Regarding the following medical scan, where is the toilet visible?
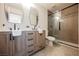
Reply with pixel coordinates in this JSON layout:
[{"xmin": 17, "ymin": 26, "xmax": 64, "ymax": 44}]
[{"xmin": 46, "ymin": 36, "xmax": 56, "ymax": 46}]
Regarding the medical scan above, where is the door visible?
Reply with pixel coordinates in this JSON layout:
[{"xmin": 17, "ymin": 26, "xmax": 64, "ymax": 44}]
[
  {"xmin": 0, "ymin": 32, "xmax": 12, "ymax": 56},
  {"xmin": 12, "ymin": 32, "xmax": 26, "ymax": 56}
]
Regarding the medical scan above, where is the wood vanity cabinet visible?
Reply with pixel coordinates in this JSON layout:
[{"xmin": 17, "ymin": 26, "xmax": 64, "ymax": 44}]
[
  {"xmin": 0, "ymin": 31, "xmax": 46, "ymax": 56},
  {"xmin": 0, "ymin": 31, "xmax": 26, "ymax": 56},
  {"xmin": 12, "ymin": 32, "xmax": 26, "ymax": 56},
  {"xmin": 25, "ymin": 31, "xmax": 36, "ymax": 55},
  {"xmin": 24, "ymin": 31, "xmax": 46, "ymax": 55},
  {"xmin": 0, "ymin": 32, "xmax": 12, "ymax": 56},
  {"xmin": 35, "ymin": 31, "xmax": 46, "ymax": 51}
]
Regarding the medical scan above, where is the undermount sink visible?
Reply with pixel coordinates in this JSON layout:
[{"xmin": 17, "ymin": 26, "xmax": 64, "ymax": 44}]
[
  {"xmin": 37, "ymin": 28, "xmax": 43, "ymax": 33},
  {"xmin": 12, "ymin": 30, "xmax": 22, "ymax": 36}
]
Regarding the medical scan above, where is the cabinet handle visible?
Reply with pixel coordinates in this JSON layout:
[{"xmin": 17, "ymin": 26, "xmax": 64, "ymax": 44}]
[
  {"xmin": 59, "ymin": 22, "xmax": 61, "ymax": 31},
  {"xmin": 39, "ymin": 46, "xmax": 42, "ymax": 48},
  {"xmin": 28, "ymin": 38, "xmax": 33, "ymax": 41},
  {"xmin": 10, "ymin": 34, "xmax": 12, "ymax": 40},
  {"xmin": 28, "ymin": 44, "xmax": 33, "ymax": 47},
  {"xmin": 28, "ymin": 50, "xmax": 33, "ymax": 53},
  {"xmin": 40, "ymin": 33, "xmax": 43, "ymax": 36},
  {"xmin": 28, "ymin": 33, "xmax": 33, "ymax": 35}
]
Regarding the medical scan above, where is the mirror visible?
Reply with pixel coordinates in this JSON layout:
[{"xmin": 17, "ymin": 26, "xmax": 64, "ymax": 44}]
[{"xmin": 29, "ymin": 7, "xmax": 38, "ymax": 29}]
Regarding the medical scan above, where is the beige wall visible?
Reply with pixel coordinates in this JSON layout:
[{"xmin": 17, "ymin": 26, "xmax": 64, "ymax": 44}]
[
  {"xmin": 0, "ymin": 4, "xmax": 14, "ymax": 31},
  {"xmin": 0, "ymin": 3, "xmax": 48, "ymax": 36},
  {"xmin": 35, "ymin": 4, "xmax": 48, "ymax": 36}
]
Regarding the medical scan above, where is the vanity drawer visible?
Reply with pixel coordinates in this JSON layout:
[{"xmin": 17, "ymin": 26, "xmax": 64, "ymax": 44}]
[
  {"xmin": 27, "ymin": 32, "xmax": 34, "ymax": 35},
  {"xmin": 27, "ymin": 45, "xmax": 35, "ymax": 55},
  {"xmin": 26, "ymin": 36, "xmax": 35, "ymax": 45},
  {"xmin": 27, "ymin": 42, "xmax": 34, "ymax": 50},
  {"xmin": 27, "ymin": 49, "xmax": 34, "ymax": 55},
  {"xmin": 27, "ymin": 44, "xmax": 34, "ymax": 47},
  {"xmin": 26, "ymin": 34, "xmax": 34, "ymax": 39},
  {"xmin": 26, "ymin": 40, "xmax": 34, "ymax": 46},
  {"xmin": 27, "ymin": 38, "xmax": 34, "ymax": 41}
]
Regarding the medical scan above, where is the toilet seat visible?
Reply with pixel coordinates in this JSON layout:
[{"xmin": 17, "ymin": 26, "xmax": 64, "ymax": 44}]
[
  {"xmin": 46, "ymin": 36, "xmax": 55, "ymax": 41},
  {"xmin": 46, "ymin": 36, "xmax": 56, "ymax": 46}
]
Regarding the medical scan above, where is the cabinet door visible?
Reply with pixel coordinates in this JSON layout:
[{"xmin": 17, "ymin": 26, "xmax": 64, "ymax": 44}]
[
  {"xmin": 41, "ymin": 31, "xmax": 46, "ymax": 47},
  {"xmin": 39, "ymin": 32, "xmax": 45, "ymax": 49},
  {"xmin": 36, "ymin": 31, "xmax": 45, "ymax": 50},
  {"xmin": 34, "ymin": 31, "xmax": 39, "ymax": 51},
  {"xmin": 0, "ymin": 32, "xmax": 11, "ymax": 56},
  {"xmin": 13, "ymin": 32, "xmax": 26, "ymax": 56}
]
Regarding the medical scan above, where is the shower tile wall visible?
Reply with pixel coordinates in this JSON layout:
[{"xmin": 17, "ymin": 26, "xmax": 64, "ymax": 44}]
[{"xmin": 48, "ymin": 4, "xmax": 78, "ymax": 44}]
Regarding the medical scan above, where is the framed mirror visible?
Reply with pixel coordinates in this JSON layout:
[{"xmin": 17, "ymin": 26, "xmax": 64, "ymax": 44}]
[{"xmin": 29, "ymin": 7, "xmax": 38, "ymax": 29}]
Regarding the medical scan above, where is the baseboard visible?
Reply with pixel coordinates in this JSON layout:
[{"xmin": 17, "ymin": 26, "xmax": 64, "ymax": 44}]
[{"xmin": 57, "ymin": 40, "xmax": 79, "ymax": 48}]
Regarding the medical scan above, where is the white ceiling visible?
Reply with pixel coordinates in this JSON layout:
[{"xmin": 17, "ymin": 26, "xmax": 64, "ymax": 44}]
[
  {"xmin": 5, "ymin": 3, "xmax": 74, "ymax": 13},
  {"xmin": 36, "ymin": 3, "xmax": 74, "ymax": 13}
]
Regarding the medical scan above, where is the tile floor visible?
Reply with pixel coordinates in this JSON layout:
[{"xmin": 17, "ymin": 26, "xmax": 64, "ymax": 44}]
[{"xmin": 33, "ymin": 43, "xmax": 79, "ymax": 56}]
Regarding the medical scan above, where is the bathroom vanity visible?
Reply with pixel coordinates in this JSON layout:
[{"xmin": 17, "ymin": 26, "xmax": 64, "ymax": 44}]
[
  {"xmin": 0, "ymin": 31, "xmax": 46, "ymax": 56},
  {"xmin": 0, "ymin": 3, "xmax": 46, "ymax": 56}
]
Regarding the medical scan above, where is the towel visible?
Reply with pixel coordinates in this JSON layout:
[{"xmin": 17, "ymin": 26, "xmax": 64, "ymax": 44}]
[{"xmin": 12, "ymin": 30, "xmax": 22, "ymax": 36}]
